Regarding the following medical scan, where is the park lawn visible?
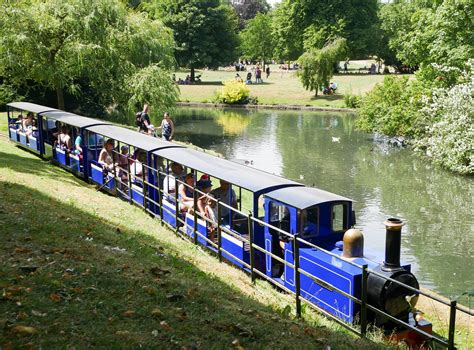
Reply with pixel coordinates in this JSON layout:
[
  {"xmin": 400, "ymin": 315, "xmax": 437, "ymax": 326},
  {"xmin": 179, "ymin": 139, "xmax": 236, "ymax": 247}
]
[
  {"xmin": 176, "ymin": 62, "xmax": 388, "ymax": 108},
  {"xmin": 0, "ymin": 128, "xmax": 393, "ymax": 349}
]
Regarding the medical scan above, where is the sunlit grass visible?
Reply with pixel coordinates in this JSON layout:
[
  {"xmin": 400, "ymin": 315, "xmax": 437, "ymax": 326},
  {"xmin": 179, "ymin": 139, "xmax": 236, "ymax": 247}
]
[{"xmin": 176, "ymin": 61, "xmax": 392, "ymax": 108}]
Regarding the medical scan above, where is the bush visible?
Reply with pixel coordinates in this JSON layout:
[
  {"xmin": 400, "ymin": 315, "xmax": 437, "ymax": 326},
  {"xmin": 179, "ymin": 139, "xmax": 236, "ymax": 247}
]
[
  {"xmin": 415, "ymin": 62, "xmax": 474, "ymax": 175},
  {"xmin": 214, "ymin": 80, "xmax": 251, "ymax": 104},
  {"xmin": 356, "ymin": 76, "xmax": 427, "ymax": 137},
  {"xmin": 343, "ymin": 93, "xmax": 361, "ymax": 108}
]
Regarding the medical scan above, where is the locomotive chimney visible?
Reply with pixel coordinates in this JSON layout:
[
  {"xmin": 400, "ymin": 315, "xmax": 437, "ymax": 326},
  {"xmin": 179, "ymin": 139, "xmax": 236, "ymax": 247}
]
[{"xmin": 382, "ymin": 218, "xmax": 404, "ymax": 271}]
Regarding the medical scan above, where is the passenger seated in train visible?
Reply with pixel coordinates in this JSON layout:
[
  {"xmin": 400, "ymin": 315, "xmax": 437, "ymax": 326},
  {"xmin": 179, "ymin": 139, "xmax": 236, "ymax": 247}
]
[
  {"xmin": 132, "ymin": 150, "xmax": 147, "ymax": 183},
  {"xmin": 22, "ymin": 112, "xmax": 34, "ymax": 132},
  {"xmin": 269, "ymin": 205, "xmax": 291, "ymax": 277},
  {"xmin": 57, "ymin": 125, "xmax": 73, "ymax": 150},
  {"xmin": 162, "ymin": 162, "xmax": 184, "ymax": 200},
  {"xmin": 196, "ymin": 176, "xmax": 213, "ymax": 217},
  {"xmin": 98, "ymin": 139, "xmax": 116, "ymax": 172},
  {"xmin": 117, "ymin": 145, "xmax": 130, "ymax": 184},
  {"xmin": 9, "ymin": 114, "xmax": 23, "ymax": 129},
  {"xmin": 211, "ymin": 179, "xmax": 237, "ymax": 225},
  {"xmin": 178, "ymin": 173, "xmax": 195, "ymax": 212},
  {"xmin": 73, "ymin": 130, "xmax": 83, "ymax": 158},
  {"xmin": 204, "ymin": 194, "xmax": 218, "ymax": 242},
  {"xmin": 300, "ymin": 208, "xmax": 317, "ymax": 237}
]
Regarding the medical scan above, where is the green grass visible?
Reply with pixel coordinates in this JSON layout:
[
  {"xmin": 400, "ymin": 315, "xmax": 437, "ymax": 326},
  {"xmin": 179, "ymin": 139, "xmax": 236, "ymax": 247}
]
[
  {"xmin": 0, "ymin": 126, "xmax": 394, "ymax": 348},
  {"xmin": 175, "ymin": 61, "xmax": 392, "ymax": 108}
]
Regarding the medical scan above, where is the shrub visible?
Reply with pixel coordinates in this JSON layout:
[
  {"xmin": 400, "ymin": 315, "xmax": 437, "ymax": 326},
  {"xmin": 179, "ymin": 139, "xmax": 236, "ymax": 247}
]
[
  {"xmin": 214, "ymin": 80, "xmax": 251, "ymax": 104},
  {"xmin": 356, "ymin": 76, "xmax": 427, "ymax": 137},
  {"xmin": 415, "ymin": 61, "xmax": 474, "ymax": 175},
  {"xmin": 343, "ymin": 93, "xmax": 361, "ymax": 108}
]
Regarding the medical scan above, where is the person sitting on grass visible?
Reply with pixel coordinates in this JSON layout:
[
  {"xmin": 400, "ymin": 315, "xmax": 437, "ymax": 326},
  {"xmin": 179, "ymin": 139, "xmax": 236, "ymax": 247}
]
[{"xmin": 329, "ymin": 81, "xmax": 338, "ymax": 93}]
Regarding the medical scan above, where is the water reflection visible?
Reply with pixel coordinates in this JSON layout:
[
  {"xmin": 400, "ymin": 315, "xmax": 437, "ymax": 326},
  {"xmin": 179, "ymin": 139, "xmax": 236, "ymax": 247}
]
[{"xmin": 173, "ymin": 108, "xmax": 474, "ymax": 302}]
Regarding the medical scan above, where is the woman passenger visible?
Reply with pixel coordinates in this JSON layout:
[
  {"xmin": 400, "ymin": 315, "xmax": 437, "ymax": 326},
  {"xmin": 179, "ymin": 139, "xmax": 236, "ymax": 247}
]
[
  {"xmin": 22, "ymin": 112, "xmax": 34, "ymax": 132},
  {"xmin": 132, "ymin": 150, "xmax": 147, "ymax": 183},
  {"xmin": 178, "ymin": 173, "xmax": 195, "ymax": 212},
  {"xmin": 57, "ymin": 125, "xmax": 72, "ymax": 150},
  {"xmin": 98, "ymin": 139, "xmax": 115, "ymax": 172}
]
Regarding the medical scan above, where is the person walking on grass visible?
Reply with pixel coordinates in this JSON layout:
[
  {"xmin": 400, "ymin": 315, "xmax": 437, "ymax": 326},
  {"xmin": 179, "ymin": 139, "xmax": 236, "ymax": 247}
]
[
  {"xmin": 158, "ymin": 112, "xmax": 175, "ymax": 141},
  {"xmin": 266, "ymin": 66, "xmax": 270, "ymax": 79}
]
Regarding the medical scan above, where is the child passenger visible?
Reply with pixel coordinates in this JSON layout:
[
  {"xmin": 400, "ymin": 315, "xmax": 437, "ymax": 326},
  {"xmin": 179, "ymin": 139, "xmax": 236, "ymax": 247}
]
[{"xmin": 205, "ymin": 194, "xmax": 218, "ymax": 242}]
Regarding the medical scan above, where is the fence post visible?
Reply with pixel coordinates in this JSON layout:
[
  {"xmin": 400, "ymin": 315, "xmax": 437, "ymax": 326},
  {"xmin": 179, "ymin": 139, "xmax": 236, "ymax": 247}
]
[
  {"xmin": 293, "ymin": 234, "xmax": 301, "ymax": 318},
  {"xmin": 248, "ymin": 213, "xmax": 255, "ymax": 283},
  {"xmin": 127, "ymin": 160, "xmax": 132, "ymax": 204},
  {"xmin": 174, "ymin": 177, "xmax": 179, "ymax": 233},
  {"xmin": 142, "ymin": 164, "xmax": 147, "ymax": 211},
  {"xmin": 360, "ymin": 264, "xmax": 368, "ymax": 338},
  {"xmin": 158, "ymin": 171, "xmax": 163, "ymax": 222},
  {"xmin": 448, "ymin": 299, "xmax": 457, "ymax": 350},
  {"xmin": 193, "ymin": 189, "xmax": 198, "ymax": 244},
  {"xmin": 217, "ymin": 200, "xmax": 222, "ymax": 262}
]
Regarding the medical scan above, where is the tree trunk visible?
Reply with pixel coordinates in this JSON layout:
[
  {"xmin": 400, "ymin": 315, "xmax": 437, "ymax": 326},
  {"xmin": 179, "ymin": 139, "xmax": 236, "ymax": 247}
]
[
  {"xmin": 190, "ymin": 67, "xmax": 195, "ymax": 83},
  {"xmin": 262, "ymin": 58, "xmax": 265, "ymax": 71},
  {"xmin": 56, "ymin": 87, "xmax": 65, "ymax": 110}
]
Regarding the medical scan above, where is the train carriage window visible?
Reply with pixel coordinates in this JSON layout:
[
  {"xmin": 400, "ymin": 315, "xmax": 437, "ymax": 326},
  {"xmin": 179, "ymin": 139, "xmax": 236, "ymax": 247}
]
[
  {"xmin": 332, "ymin": 203, "xmax": 348, "ymax": 232},
  {"xmin": 300, "ymin": 206, "xmax": 318, "ymax": 237}
]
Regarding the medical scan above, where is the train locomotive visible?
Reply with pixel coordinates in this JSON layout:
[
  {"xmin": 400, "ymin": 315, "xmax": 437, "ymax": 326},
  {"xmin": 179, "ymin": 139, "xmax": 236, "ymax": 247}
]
[{"xmin": 6, "ymin": 102, "xmax": 434, "ymax": 346}]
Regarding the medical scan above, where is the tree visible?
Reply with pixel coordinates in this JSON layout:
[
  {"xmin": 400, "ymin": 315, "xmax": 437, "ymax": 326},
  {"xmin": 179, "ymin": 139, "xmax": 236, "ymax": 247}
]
[
  {"xmin": 231, "ymin": 0, "xmax": 270, "ymax": 30},
  {"xmin": 239, "ymin": 13, "xmax": 273, "ymax": 69},
  {"xmin": 145, "ymin": 0, "xmax": 240, "ymax": 82},
  {"xmin": 0, "ymin": 0, "xmax": 178, "ymax": 114},
  {"xmin": 297, "ymin": 38, "xmax": 347, "ymax": 96},
  {"xmin": 379, "ymin": 0, "xmax": 473, "ymax": 70},
  {"xmin": 272, "ymin": 0, "xmax": 378, "ymax": 61}
]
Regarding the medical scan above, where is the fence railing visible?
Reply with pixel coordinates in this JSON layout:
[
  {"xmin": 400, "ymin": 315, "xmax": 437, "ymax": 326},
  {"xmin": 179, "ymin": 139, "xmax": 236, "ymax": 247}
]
[{"xmin": 98, "ymin": 162, "xmax": 471, "ymax": 350}]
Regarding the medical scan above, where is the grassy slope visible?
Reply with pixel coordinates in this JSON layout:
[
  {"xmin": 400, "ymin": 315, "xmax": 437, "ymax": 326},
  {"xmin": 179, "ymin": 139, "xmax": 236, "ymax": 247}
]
[
  {"xmin": 0, "ymin": 122, "xmax": 392, "ymax": 348},
  {"xmin": 176, "ymin": 62, "xmax": 389, "ymax": 108}
]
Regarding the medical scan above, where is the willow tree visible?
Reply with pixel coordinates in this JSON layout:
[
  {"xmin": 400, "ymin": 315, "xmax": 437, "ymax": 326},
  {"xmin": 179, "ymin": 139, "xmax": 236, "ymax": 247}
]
[
  {"xmin": 0, "ymin": 0, "xmax": 178, "ymax": 114},
  {"xmin": 297, "ymin": 38, "xmax": 347, "ymax": 96}
]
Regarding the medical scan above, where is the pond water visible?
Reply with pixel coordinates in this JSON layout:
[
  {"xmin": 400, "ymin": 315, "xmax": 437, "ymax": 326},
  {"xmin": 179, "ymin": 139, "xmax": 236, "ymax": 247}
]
[{"xmin": 160, "ymin": 107, "xmax": 473, "ymax": 303}]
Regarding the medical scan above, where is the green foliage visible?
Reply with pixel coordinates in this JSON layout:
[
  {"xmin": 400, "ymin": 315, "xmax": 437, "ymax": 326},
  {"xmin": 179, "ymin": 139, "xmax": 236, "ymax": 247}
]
[
  {"xmin": 0, "ymin": 82, "xmax": 21, "ymax": 111},
  {"xmin": 214, "ymin": 80, "xmax": 251, "ymax": 104},
  {"xmin": 239, "ymin": 13, "xmax": 274, "ymax": 64},
  {"xmin": 343, "ymin": 93, "xmax": 361, "ymax": 109},
  {"xmin": 272, "ymin": 0, "xmax": 379, "ymax": 61},
  {"xmin": 414, "ymin": 61, "xmax": 474, "ymax": 175},
  {"xmin": 145, "ymin": 0, "xmax": 239, "ymax": 76},
  {"xmin": 0, "ymin": 0, "xmax": 176, "ymax": 115},
  {"xmin": 356, "ymin": 76, "xmax": 428, "ymax": 137},
  {"xmin": 379, "ymin": 0, "xmax": 473, "ymax": 70},
  {"xmin": 297, "ymin": 38, "xmax": 347, "ymax": 96}
]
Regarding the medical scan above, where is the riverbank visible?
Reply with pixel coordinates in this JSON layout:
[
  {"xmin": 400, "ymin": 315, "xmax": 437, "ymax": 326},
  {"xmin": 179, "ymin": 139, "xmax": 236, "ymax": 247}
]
[
  {"xmin": 176, "ymin": 64, "xmax": 388, "ymax": 109},
  {"xmin": 176, "ymin": 101, "xmax": 356, "ymax": 113}
]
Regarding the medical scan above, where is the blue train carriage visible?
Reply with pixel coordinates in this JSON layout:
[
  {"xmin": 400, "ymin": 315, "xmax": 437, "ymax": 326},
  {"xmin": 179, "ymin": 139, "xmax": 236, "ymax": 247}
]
[
  {"xmin": 152, "ymin": 147, "xmax": 303, "ymax": 270},
  {"xmin": 6, "ymin": 102, "xmax": 57, "ymax": 154},
  {"xmin": 40, "ymin": 110, "xmax": 111, "ymax": 174},
  {"xmin": 85, "ymin": 124, "xmax": 182, "ymax": 206}
]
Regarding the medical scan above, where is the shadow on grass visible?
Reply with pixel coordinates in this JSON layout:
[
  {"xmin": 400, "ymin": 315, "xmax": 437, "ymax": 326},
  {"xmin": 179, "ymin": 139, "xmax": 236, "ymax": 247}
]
[
  {"xmin": 0, "ymin": 149, "xmax": 85, "ymax": 187},
  {"xmin": 310, "ymin": 94, "xmax": 344, "ymax": 102},
  {"xmin": 0, "ymin": 180, "xmax": 389, "ymax": 350}
]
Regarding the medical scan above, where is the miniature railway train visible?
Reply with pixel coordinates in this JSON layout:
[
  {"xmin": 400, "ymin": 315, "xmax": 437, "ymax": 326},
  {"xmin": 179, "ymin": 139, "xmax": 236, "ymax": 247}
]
[{"xmin": 6, "ymin": 102, "xmax": 450, "ymax": 347}]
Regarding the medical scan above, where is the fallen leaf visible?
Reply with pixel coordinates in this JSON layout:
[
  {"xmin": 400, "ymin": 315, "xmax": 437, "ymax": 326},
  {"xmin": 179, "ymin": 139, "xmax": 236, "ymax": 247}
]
[
  {"xmin": 160, "ymin": 321, "xmax": 172, "ymax": 331},
  {"xmin": 150, "ymin": 267, "xmax": 170, "ymax": 277},
  {"xmin": 115, "ymin": 331, "xmax": 130, "ymax": 336},
  {"xmin": 31, "ymin": 310, "xmax": 47, "ymax": 317},
  {"xmin": 289, "ymin": 324, "xmax": 300, "ymax": 334},
  {"xmin": 151, "ymin": 308, "xmax": 163, "ymax": 317},
  {"xmin": 231, "ymin": 339, "xmax": 245, "ymax": 350},
  {"xmin": 14, "ymin": 248, "xmax": 31, "ymax": 254},
  {"xmin": 17, "ymin": 312, "xmax": 28, "ymax": 320},
  {"xmin": 122, "ymin": 310, "xmax": 135, "ymax": 317},
  {"xmin": 11, "ymin": 325, "xmax": 38, "ymax": 334},
  {"xmin": 50, "ymin": 293, "xmax": 61, "ymax": 302}
]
